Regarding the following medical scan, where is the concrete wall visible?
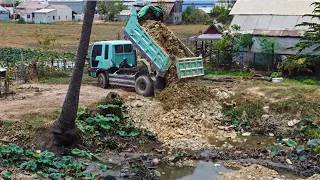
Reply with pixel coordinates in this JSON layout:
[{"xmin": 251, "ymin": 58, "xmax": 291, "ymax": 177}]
[
  {"xmin": 49, "ymin": 1, "xmax": 86, "ymax": 14},
  {"xmin": 34, "ymin": 10, "xmax": 57, "ymax": 23},
  {"xmin": 0, "ymin": 10, "xmax": 9, "ymax": 21},
  {"xmin": 21, "ymin": 14, "xmax": 33, "ymax": 23},
  {"xmin": 56, "ymin": 8, "xmax": 72, "ymax": 21},
  {"xmin": 117, "ymin": 14, "xmax": 129, "ymax": 22}
]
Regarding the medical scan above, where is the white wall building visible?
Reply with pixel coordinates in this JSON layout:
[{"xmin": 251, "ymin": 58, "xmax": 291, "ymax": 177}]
[
  {"xmin": 45, "ymin": 4, "xmax": 72, "ymax": 21},
  {"xmin": 33, "ymin": 8, "xmax": 57, "ymax": 23}
]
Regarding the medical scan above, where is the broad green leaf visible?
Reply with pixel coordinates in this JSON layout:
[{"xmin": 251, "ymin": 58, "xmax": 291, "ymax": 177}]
[
  {"xmin": 84, "ymin": 151, "xmax": 92, "ymax": 159},
  {"xmin": 100, "ymin": 122, "xmax": 111, "ymax": 130},
  {"xmin": 19, "ymin": 162, "xmax": 29, "ymax": 169},
  {"xmin": 289, "ymin": 154, "xmax": 298, "ymax": 159},
  {"xmin": 86, "ymin": 117, "xmax": 96, "ymax": 124},
  {"xmin": 26, "ymin": 149, "xmax": 34, "ymax": 156},
  {"xmin": 71, "ymin": 148, "xmax": 82, "ymax": 155},
  {"xmin": 307, "ymin": 139, "xmax": 320, "ymax": 146},
  {"xmin": 2, "ymin": 160, "xmax": 9, "ymax": 167},
  {"xmin": 233, "ymin": 121, "xmax": 239, "ymax": 127},
  {"xmin": 129, "ymin": 129, "xmax": 140, "ymax": 137},
  {"xmin": 48, "ymin": 168, "xmax": 58, "ymax": 173},
  {"xmin": 299, "ymin": 155, "xmax": 307, "ymax": 161},
  {"xmin": 1, "ymin": 171, "xmax": 11, "ymax": 179},
  {"xmin": 296, "ymin": 145, "xmax": 305, "ymax": 154},
  {"xmin": 32, "ymin": 173, "xmax": 38, "ymax": 179},
  {"xmin": 98, "ymin": 163, "xmax": 107, "ymax": 172},
  {"xmin": 85, "ymin": 125, "xmax": 94, "ymax": 131},
  {"xmin": 38, "ymin": 172, "xmax": 49, "ymax": 178},
  {"xmin": 62, "ymin": 156, "xmax": 74, "ymax": 164},
  {"xmin": 277, "ymin": 135, "xmax": 283, "ymax": 143},
  {"xmin": 13, "ymin": 145, "xmax": 24, "ymax": 154},
  {"xmin": 285, "ymin": 139, "xmax": 297, "ymax": 147},
  {"xmin": 65, "ymin": 176, "xmax": 74, "ymax": 180},
  {"xmin": 118, "ymin": 131, "xmax": 128, "ymax": 137},
  {"xmin": 271, "ymin": 151, "xmax": 277, "ymax": 158},
  {"xmin": 50, "ymin": 173, "xmax": 64, "ymax": 180},
  {"xmin": 53, "ymin": 161, "xmax": 63, "ymax": 169}
]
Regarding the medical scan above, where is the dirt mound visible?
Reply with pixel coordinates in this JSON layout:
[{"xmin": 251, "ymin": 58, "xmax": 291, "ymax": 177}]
[
  {"xmin": 141, "ymin": 20, "xmax": 186, "ymax": 58},
  {"xmin": 157, "ymin": 81, "xmax": 215, "ymax": 110},
  {"xmin": 221, "ymin": 164, "xmax": 278, "ymax": 180}
]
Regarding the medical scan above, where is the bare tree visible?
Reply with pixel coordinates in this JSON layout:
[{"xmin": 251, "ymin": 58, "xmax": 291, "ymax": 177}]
[{"xmin": 51, "ymin": 0, "xmax": 97, "ymax": 146}]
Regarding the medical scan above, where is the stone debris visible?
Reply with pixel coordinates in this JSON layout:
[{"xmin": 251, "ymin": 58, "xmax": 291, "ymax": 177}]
[{"xmin": 221, "ymin": 164, "xmax": 278, "ymax": 180}]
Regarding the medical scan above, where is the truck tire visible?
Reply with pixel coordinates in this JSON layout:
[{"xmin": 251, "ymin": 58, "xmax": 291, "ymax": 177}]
[
  {"xmin": 98, "ymin": 72, "xmax": 109, "ymax": 89},
  {"xmin": 135, "ymin": 75, "xmax": 153, "ymax": 96}
]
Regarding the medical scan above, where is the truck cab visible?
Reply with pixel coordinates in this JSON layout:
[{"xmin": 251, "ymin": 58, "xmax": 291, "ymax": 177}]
[{"xmin": 89, "ymin": 40, "xmax": 137, "ymax": 77}]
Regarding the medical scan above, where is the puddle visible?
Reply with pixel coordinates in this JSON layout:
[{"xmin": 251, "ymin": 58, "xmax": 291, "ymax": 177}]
[
  {"xmin": 156, "ymin": 161, "xmax": 305, "ymax": 180},
  {"xmin": 209, "ymin": 134, "xmax": 276, "ymax": 148},
  {"xmin": 157, "ymin": 161, "xmax": 236, "ymax": 180}
]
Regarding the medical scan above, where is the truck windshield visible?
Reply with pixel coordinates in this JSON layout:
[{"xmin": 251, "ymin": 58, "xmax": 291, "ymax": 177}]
[{"xmin": 115, "ymin": 45, "xmax": 132, "ymax": 54}]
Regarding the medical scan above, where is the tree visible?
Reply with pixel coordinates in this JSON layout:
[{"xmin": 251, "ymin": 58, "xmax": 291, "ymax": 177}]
[
  {"xmin": 97, "ymin": 0, "xmax": 127, "ymax": 21},
  {"xmin": 182, "ymin": 4, "xmax": 212, "ymax": 25},
  {"xmin": 295, "ymin": 2, "xmax": 320, "ymax": 53},
  {"xmin": 209, "ymin": 5, "xmax": 232, "ymax": 24},
  {"xmin": 51, "ymin": 0, "xmax": 97, "ymax": 146}
]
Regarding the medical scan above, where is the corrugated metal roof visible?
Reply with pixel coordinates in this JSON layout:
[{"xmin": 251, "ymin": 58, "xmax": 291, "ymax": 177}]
[
  {"xmin": 34, "ymin": 8, "xmax": 56, "ymax": 13},
  {"xmin": 49, "ymin": 5, "xmax": 72, "ymax": 9},
  {"xmin": 230, "ymin": 0, "xmax": 315, "ymax": 16},
  {"xmin": 0, "ymin": 5, "xmax": 8, "ymax": 12},
  {"xmin": 231, "ymin": 14, "xmax": 320, "ymax": 37},
  {"xmin": 119, "ymin": 9, "xmax": 131, "ymax": 16}
]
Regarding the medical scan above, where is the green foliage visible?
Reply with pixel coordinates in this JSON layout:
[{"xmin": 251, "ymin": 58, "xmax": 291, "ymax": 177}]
[
  {"xmin": 0, "ymin": 143, "xmax": 95, "ymax": 179},
  {"xmin": 258, "ymin": 36, "xmax": 279, "ymax": 71},
  {"xmin": 209, "ymin": 5, "xmax": 232, "ymax": 24},
  {"xmin": 71, "ymin": 149, "xmax": 92, "ymax": 159},
  {"xmin": 182, "ymin": 5, "xmax": 212, "ymax": 24},
  {"xmin": 294, "ymin": 2, "xmax": 320, "ymax": 53},
  {"xmin": 97, "ymin": 0, "xmax": 127, "ymax": 21},
  {"xmin": 270, "ymin": 72, "xmax": 279, "ymax": 78},
  {"xmin": 263, "ymin": 146, "xmax": 280, "ymax": 158},
  {"xmin": 205, "ymin": 69, "xmax": 253, "ymax": 77},
  {"xmin": 285, "ymin": 139, "xmax": 297, "ymax": 147},
  {"xmin": 76, "ymin": 103, "xmax": 141, "ymax": 151},
  {"xmin": 0, "ymin": 47, "xmax": 75, "ymax": 63},
  {"xmin": 17, "ymin": 18, "xmax": 26, "ymax": 24}
]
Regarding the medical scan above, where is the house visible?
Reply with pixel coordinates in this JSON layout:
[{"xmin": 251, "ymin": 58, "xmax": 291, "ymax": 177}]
[
  {"xmin": 117, "ymin": 9, "xmax": 131, "ymax": 22},
  {"xmin": 229, "ymin": 0, "xmax": 320, "ymax": 67},
  {"xmin": 182, "ymin": 0, "xmax": 214, "ymax": 10},
  {"xmin": 44, "ymin": 5, "xmax": 72, "ymax": 21},
  {"xmin": 189, "ymin": 23, "xmax": 226, "ymax": 57},
  {"xmin": 0, "ymin": 5, "xmax": 9, "ymax": 21},
  {"xmin": 149, "ymin": 0, "xmax": 183, "ymax": 24},
  {"xmin": 20, "ymin": 9, "xmax": 34, "ymax": 22},
  {"xmin": 33, "ymin": 8, "xmax": 57, "ymax": 23},
  {"xmin": 48, "ymin": 0, "xmax": 86, "ymax": 15}
]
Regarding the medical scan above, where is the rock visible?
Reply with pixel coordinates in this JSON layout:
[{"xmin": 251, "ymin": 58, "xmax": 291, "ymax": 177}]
[
  {"xmin": 268, "ymin": 133, "xmax": 275, "ymax": 137},
  {"xmin": 213, "ymin": 163, "xmax": 221, "ymax": 167},
  {"xmin": 35, "ymin": 150, "xmax": 41, "ymax": 154},
  {"xmin": 132, "ymin": 100, "xmax": 143, "ymax": 107},
  {"xmin": 242, "ymin": 132, "xmax": 251, "ymax": 136},
  {"xmin": 286, "ymin": 159, "xmax": 293, "ymax": 165},
  {"xmin": 152, "ymin": 158, "xmax": 160, "ymax": 165},
  {"xmin": 154, "ymin": 170, "xmax": 161, "ymax": 177},
  {"xmin": 288, "ymin": 119, "xmax": 301, "ymax": 127},
  {"xmin": 263, "ymin": 106, "xmax": 270, "ymax": 113},
  {"xmin": 261, "ymin": 114, "xmax": 271, "ymax": 121}
]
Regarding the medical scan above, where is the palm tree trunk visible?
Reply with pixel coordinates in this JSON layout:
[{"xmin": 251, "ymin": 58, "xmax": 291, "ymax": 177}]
[{"xmin": 52, "ymin": 0, "xmax": 97, "ymax": 146}]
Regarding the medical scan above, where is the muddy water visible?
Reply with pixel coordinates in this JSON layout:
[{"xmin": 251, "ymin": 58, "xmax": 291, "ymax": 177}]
[
  {"xmin": 157, "ymin": 161, "xmax": 305, "ymax": 180},
  {"xmin": 157, "ymin": 161, "xmax": 236, "ymax": 180}
]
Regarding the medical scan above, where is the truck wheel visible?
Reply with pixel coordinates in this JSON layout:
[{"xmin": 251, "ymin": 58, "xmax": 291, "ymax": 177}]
[
  {"xmin": 98, "ymin": 72, "xmax": 109, "ymax": 89},
  {"xmin": 135, "ymin": 75, "xmax": 153, "ymax": 96}
]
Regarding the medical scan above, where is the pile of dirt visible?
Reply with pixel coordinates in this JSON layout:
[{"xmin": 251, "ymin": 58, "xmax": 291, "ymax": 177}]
[
  {"xmin": 221, "ymin": 164, "xmax": 279, "ymax": 180},
  {"xmin": 157, "ymin": 81, "xmax": 215, "ymax": 110},
  {"xmin": 127, "ymin": 89, "xmax": 238, "ymax": 151}
]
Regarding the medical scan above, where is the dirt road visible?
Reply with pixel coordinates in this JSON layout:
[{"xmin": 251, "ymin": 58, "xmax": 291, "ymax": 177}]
[{"xmin": 0, "ymin": 83, "xmax": 131, "ymax": 121}]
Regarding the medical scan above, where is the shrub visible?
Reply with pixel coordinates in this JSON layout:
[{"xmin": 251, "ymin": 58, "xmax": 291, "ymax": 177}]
[{"xmin": 17, "ymin": 18, "xmax": 26, "ymax": 24}]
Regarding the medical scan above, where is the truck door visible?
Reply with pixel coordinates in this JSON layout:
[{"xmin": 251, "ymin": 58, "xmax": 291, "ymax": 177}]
[{"xmin": 91, "ymin": 44, "xmax": 103, "ymax": 68}]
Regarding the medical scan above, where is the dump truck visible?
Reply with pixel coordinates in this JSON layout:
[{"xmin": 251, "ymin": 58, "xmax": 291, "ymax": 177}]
[{"xmin": 88, "ymin": 6, "xmax": 204, "ymax": 96}]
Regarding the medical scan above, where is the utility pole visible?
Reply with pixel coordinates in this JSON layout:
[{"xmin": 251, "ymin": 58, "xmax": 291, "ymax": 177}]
[{"xmin": 12, "ymin": 0, "xmax": 15, "ymax": 20}]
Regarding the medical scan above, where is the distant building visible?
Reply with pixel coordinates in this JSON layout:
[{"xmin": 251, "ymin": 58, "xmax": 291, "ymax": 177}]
[
  {"xmin": 48, "ymin": 0, "xmax": 86, "ymax": 15},
  {"xmin": 230, "ymin": 0, "xmax": 320, "ymax": 68},
  {"xmin": 150, "ymin": 0, "xmax": 183, "ymax": 24},
  {"xmin": 45, "ymin": 5, "xmax": 72, "ymax": 21},
  {"xmin": 182, "ymin": 0, "xmax": 214, "ymax": 10},
  {"xmin": 117, "ymin": 9, "xmax": 131, "ymax": 22},
  {"xmin": 33, "ymin": 8, "xmax": 57, "ymax": 23},
  {"xmin": 0, "ymin": 5, "xmax": 9, "ymax": 21}
]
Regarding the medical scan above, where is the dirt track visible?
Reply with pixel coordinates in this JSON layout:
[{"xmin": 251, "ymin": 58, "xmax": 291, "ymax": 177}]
[{"xmin": 0, "ymin": 84, "xmax": 131, "ymax": 121}]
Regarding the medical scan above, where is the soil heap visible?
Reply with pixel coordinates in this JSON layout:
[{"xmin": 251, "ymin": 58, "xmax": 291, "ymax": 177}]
[{"xmin": 141, "ymin": 20, "xmax": 213, "ymax": 110}]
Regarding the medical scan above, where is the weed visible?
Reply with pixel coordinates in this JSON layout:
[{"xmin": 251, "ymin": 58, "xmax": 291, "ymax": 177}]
[
  {"xmin": 305, "ymin": 128, "xmax": 320, "ymax": 139},
  {"xmin": 284, "ymin": 78, "xmax": 320, "ymax": 86}
]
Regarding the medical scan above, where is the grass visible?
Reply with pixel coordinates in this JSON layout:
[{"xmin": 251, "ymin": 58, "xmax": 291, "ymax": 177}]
[
  {"xmin": 284, "ymin": 78, "xmax": 320, "ymax": 86},
  {"xmin": 39, "ymin": 72, "xmax": 95, "ymax": 85},
  {"xmin": 0, "ymin": 111, "xmax": 60, "ymax": 143},
  {"xmin": 0, "ymin": 21, "xmax": 207, "ymax": 51},
  {"xmin": 205, "ymin": 69, "xmax": 253, "ymax": 77},
  {"xmin": 305, "ymin": 128, "xmax": 320, "ymax": 139}
]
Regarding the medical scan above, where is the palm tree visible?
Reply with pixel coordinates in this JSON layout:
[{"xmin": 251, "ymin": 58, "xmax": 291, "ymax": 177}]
[{"xmin": 52, "ymin": 0, "xmax": 97, "ymax": 146}]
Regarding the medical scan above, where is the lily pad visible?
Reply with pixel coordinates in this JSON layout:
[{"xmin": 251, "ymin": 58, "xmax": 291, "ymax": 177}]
[
  {"xmin": 285, "ymin": 139, "xmax": 297, "ymax": 147},
  {"xmin": 296, "ymin": 145, "xmax": 305, "ymax": 154},
  {"xmin": 307, "ymin": 139, "xmax": 320, "ymax": 146}
]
